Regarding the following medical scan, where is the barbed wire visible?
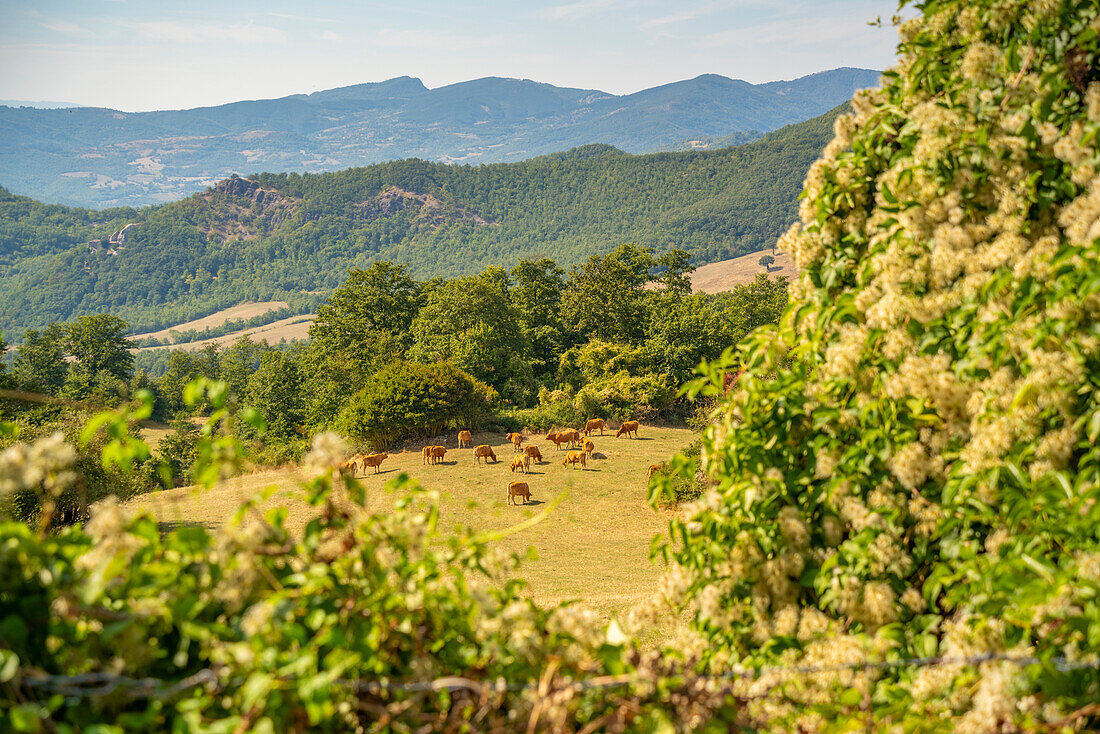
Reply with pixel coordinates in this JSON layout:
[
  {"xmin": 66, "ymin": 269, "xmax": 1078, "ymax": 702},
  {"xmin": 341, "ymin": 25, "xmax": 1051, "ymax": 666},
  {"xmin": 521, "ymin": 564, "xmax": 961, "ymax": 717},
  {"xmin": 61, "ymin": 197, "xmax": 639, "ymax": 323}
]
[{"xmin": 17, "ymin": 651, "xmax": 1100, "ymax": 703}]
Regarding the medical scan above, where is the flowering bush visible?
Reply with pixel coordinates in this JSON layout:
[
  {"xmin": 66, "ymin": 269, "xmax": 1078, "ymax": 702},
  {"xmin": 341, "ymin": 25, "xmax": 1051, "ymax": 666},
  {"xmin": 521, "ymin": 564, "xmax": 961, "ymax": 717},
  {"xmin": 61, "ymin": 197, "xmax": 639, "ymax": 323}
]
[
  {"xmin": 0, "ymin": 403, "xmax": 756, "ymax": 731},
  {"xmin": 658, "ymin": 0, "xmax": 1100, "ymax": 729}
]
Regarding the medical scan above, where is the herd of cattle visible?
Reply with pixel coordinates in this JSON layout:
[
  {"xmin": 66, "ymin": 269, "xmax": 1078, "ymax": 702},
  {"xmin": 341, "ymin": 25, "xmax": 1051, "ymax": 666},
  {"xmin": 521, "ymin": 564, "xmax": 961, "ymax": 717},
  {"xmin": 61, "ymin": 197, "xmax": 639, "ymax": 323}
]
[{"xmin": 338, "ymin": 418, "xmax": 653, "ymax": 506}]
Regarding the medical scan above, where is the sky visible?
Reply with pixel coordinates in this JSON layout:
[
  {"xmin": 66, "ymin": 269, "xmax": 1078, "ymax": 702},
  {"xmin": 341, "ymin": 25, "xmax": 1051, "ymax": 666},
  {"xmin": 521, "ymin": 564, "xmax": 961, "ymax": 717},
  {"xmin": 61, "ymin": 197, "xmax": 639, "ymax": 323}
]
[{"xmin": 0, "ymin": 0, "xmax": 901, "ymax": 112}]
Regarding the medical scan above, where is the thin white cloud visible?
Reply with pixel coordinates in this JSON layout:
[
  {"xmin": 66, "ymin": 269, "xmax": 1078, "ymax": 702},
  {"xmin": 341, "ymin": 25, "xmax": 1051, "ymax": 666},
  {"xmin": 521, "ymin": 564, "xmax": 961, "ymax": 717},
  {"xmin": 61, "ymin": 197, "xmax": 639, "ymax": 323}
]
[
  {"xmin": 41, "ymin": 20, "xmax": 86, "ymax": 35},
  {"xmin": 320, "ymin": 30, "xmax": 344, "ymax": 43},
  {"xmin": 539, "ymin": 0, "xmax": 624, "ymax": 20},
  {"xmin": 134, "ymin": 20, "xmax": 287, "ymax": 46},
  {"xmin": 373, "ymin": 28, "xmax": 506, "ymax": 52},
  {"xmin": 637, "ymin": 11, "xmax": 699, "ymax": 31}
]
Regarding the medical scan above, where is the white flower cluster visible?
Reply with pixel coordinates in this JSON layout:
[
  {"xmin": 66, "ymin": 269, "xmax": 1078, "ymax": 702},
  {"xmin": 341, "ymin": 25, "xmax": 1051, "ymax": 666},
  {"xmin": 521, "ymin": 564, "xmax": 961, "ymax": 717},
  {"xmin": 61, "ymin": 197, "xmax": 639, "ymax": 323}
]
[{"xmin": 0, "ymin": 431, "xmax": 78, "ymax": 499}]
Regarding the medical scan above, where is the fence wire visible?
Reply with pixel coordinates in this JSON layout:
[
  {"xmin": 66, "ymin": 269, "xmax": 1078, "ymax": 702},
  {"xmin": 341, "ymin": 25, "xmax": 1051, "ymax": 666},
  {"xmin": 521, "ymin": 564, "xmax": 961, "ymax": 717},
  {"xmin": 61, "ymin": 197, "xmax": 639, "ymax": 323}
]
[{"xmin": 16, "ymin": 651, "xmax": 1100, "ymax": 703}]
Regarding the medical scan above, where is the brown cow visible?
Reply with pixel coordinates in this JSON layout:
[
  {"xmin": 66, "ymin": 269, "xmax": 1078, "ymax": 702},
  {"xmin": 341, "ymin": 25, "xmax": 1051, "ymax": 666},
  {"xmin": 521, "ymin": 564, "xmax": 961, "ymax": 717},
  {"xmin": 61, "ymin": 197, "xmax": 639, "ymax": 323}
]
[
  {"xmin": 546, "ymin": 431, "xmax": 569, "ymax": 450},
  {"xmin": 559, "ymin": 429, "xmax": 582, "ymax": 448},
  {"xmin": 507, "ymin": 481, "xmax": 532, "ymax": 505},
  {"xmin": 458, "ymin": 430, "xmax": 473, "ymax": 448},
  {"xmin": 524, "ymin": 445, "xmax": 543, "ymax": 463},
  {"xmin": 615, "ymin": 421, "xmax": 640, "ymax": 439},
  {"xmin": 340, "ymin": 455, "xmax": 363, "ymax": 476},
  {"xmin": 422, "ymin": 446, "xmax": 433, "ymax": 465},
  {"xmin": 510, "ymin": 455, "xmax": 529, "ymax": 474},
  {"xmin": 584, "ymin": 418, "xmax": 606, "ymax": 436},
  {"xmin": 430, "ymin": 446, "xmax": 447, "ymax": 465},
  {"xmin": 562, "ymin": 451, "xmax": 587, "ymax": 470},
  {"xmin": 508, "ymin": 432, "xmax": 524, "ymax": 452},
  {"xmin": 473, "ymin": 445, "xmax": 497, "ymax": 464},
  {"xmin": 583, "ymin": 439, "xmax": 594, "ymax": 458},
  {"xmin": 647, "ymin": 464, "xmax": 661, "ymax": 478},
  {"xmin": 362, "ymin": 453, "xmax": 388, "ymax": 473}
]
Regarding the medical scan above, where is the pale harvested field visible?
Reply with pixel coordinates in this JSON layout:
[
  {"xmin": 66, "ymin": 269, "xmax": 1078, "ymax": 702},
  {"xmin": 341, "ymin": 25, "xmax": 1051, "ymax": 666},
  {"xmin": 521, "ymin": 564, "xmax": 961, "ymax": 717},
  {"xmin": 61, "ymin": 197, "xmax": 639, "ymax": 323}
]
[
  {"xmin": 133, "ymin": 301, "xmax": 290, "ymax": 342},
  {"xmin": 131, "ymin": 426, "xmax": 694, "ymax": 617},
  {"xmin": 133, "ymin": 314, "xmax": 314, "ymax": 353},
  {"xmin": 691, "ymin": 250, "xmax": 798, "ymax": 293}
]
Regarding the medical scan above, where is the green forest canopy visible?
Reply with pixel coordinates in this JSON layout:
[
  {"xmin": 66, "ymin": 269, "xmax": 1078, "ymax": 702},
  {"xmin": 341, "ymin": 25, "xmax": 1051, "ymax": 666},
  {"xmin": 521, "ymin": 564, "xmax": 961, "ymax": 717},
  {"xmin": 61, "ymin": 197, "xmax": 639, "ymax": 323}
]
[{"xmin": 0, "ymin": 104, "xmax": 843, "ymax": 338}]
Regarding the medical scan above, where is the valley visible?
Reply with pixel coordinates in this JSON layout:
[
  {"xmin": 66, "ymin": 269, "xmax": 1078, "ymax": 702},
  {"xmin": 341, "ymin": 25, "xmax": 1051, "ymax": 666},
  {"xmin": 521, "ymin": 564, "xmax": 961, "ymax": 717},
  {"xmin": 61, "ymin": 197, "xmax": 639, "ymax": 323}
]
[{"xmin": 0, "ymin": 105, "xmax": 839, "ymax": 338}]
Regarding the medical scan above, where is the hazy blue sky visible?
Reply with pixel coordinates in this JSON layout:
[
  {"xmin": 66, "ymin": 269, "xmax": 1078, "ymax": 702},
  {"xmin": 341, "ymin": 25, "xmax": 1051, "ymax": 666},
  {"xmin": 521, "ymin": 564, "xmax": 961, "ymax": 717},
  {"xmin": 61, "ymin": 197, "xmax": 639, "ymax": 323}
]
[{"xmin": 0, "ymin": 1, "xmax": 900, "ymax": 111}]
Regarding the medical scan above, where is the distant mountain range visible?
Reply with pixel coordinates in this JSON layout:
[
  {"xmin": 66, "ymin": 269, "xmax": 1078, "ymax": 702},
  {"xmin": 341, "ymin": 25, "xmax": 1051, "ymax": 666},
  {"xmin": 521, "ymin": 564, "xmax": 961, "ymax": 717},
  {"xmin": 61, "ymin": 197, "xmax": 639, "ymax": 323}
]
[
  {"xmin": 0, "ymin": 68, "xmax": 879, "ymax": 208},
  {"xmin": 0, "ymin": 100, "xmax": 83, "ymax": 109}
]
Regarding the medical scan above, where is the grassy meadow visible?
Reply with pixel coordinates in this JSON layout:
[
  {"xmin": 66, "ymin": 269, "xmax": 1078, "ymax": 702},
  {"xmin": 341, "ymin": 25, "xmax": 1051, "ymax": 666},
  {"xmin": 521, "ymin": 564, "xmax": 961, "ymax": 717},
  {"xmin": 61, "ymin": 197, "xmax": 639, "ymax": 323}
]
[{"xmin": 132, "ymin": 425, "xmax": 693, "ymax": 618}]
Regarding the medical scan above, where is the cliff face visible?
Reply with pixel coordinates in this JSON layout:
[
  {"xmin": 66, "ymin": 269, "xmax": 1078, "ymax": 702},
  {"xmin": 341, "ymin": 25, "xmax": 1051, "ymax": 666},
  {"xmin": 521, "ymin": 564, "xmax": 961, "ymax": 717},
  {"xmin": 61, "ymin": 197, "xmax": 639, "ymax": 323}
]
[{"xmin": 199, "ymin": 176, "xmax": 301, "ymax": 241}]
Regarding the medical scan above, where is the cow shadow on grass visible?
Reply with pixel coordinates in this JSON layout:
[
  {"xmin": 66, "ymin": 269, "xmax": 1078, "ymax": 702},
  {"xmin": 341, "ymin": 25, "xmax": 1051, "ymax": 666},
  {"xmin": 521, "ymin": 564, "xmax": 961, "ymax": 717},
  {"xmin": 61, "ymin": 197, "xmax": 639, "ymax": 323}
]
[{"xmin": 510, "ymin": 499, "xmax": 546, "ymax": 506}]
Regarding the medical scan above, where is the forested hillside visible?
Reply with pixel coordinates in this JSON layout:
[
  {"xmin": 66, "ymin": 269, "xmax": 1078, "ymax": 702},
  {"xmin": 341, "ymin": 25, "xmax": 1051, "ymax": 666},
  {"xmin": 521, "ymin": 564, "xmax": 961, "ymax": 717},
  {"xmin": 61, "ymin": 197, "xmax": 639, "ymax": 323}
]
[
  {"xmin": 0, "ymin": 68, "xmax": 877, "ymax": 207},
  {"xmin": 0, "ymin": 105, "xmax": 841, "ymax": 337}
]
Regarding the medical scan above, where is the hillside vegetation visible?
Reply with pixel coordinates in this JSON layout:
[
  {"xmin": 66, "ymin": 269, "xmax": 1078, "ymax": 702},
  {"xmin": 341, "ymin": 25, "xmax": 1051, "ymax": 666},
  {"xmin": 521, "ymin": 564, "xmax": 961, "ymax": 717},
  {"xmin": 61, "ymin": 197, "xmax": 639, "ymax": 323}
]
[
  {"xmin": 4, "ymin": 2, "xmax": 1100, "ymax": 730},
  {"xmin": 0, "ymin": 106, "xmax": 840, "ymax": 337},
  {"xmin": 0, "ymin": 69, "xmax": 878, "ymax": 208}
]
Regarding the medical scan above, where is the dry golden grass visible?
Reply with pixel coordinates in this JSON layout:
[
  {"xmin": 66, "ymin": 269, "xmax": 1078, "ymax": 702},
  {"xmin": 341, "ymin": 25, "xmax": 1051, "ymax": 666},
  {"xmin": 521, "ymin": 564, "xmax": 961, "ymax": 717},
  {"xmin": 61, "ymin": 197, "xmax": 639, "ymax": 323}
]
[
  {"xmin": 131, "ymin": 425, "xmax": 694, "ymax": 618},
  {"xmin": 133, "ymin": 314, "xmax": 314, "ymax": 353},
  {"xmin": 690, "ymin": 249, "xmax": 798, "ymax": 293},
  {"xmin": 132, "ymin": 301, "xmax": 290, "ymax": 342},
  {"xmin": 138, "ymin": 421, "xmax": 172, "ymax": 452}
]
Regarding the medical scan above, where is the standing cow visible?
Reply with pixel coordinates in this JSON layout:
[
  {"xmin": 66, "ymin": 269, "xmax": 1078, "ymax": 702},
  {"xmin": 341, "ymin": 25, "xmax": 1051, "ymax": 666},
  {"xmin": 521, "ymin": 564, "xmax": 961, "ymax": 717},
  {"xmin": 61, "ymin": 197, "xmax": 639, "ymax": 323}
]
[
  {"xmin": 615, "ymin": 421, "xmax": 640, "ymax": 439},
  {"xmin": 473, "ymin": 445, "xmax": 497, "ymax": 464},
  {"xmin": 458, "ymin": 430, "xmax": 473, "ymax": 448},
  {"xmin": 507, "ymin": 481, "xmax": 532, "ymax": 505},
  {"xmin": 584, "ymin": 419, "xmax": 606, "ymax": 436}
]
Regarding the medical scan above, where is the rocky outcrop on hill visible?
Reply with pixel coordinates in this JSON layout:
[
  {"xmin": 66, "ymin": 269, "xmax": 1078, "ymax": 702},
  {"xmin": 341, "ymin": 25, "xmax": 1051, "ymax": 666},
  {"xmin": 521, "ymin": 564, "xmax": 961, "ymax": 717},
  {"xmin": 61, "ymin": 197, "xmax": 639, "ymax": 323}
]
[
  {"xmin": 200, "ymin": 176, "xmax": 300, "ymax": 240},
  {"xmin": 358, "ymin": 187, "xmax": 494, "ymax": 227}
]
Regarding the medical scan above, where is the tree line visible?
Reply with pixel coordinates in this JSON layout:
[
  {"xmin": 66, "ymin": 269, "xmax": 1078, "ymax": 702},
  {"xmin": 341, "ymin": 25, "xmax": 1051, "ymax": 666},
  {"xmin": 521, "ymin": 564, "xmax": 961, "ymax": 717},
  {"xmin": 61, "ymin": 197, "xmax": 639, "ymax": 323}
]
[{"xmin": 1, "ymin": 246, "xmax": 786, "ymax": 504}]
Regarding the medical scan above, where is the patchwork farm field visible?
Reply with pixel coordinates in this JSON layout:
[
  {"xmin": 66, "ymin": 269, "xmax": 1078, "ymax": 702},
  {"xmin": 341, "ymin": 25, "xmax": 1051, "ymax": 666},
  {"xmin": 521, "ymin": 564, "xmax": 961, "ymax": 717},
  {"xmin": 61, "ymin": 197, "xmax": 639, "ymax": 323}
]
[{"xmin": 131, "ymin": 425, "xmax": 694, "ymax": 618}]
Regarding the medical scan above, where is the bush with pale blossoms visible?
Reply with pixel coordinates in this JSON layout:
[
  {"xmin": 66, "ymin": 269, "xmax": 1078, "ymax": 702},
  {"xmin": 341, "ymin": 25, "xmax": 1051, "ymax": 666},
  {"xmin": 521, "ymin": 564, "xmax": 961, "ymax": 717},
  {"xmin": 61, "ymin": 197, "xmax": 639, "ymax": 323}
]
[{"xmin": 657, "ymin": 0, "xmax": 1100, "ymax": 729}]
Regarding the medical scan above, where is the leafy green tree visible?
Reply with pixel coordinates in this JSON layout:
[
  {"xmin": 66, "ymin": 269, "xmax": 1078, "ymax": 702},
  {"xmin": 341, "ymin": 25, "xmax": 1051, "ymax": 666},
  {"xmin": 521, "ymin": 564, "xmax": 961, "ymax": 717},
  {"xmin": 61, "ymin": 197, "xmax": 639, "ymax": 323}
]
[
  {"xmin": 245, "ymin": 351, "xmax": 305, "ymax": 439},
  {"xmin": 408, "ymin": 268, "xmax": 533, "ymax": 403},
  {"xmin": 561, "ymin": 244, "xmax": 655, "ymax": 342},
  {"xmin": 655, "ymin": 249, "xmax": 694, "ymax": 295},
  {"xmin": 64, "ymin": 314, "xmax": 134, "ymax": 381},
  {"xmin": 510, "ymin": 258, "xmax": 568, "ymax": 379},
  {"xmin": 643, "ymin": 293, "xmax": 739, "ymax": 385},
  {"xmin": 157, "ymin": 418, "xmax": 199, "ymax": 486},
  {"xmin": 338, "ymin": 361, "xmax": 495, "ymax": 447},
  {"xmin": 758, "ymin": 253, "xmax": 775, "ymax": 271},
  {"xmin": 311, "ymin": 262, "xmax": 421, "ymax": 352},
  {"xmin": 12, "ymin": 324, "xmax": 68, "ymax": 394},
  {"xmin": 218, "ymin": 336, "xmax": 266, "ymax": 404},
  {"xmin": 0, "ymin": 334, "xmax": 8, "ymax": 390}
]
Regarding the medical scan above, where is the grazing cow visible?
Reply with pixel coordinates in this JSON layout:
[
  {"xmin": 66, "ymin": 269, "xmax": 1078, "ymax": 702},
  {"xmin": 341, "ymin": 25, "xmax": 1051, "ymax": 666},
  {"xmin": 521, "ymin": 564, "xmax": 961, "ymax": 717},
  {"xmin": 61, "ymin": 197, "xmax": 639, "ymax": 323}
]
[
  {"xmin": 430, "ymin": 446, "xmax": 447, "ymax": 465},
  {"xmin": 562, "ymin": 451, "xmax": 587, "ymax": 470},
  {"xmin": 583, "ymin": 439, "xmax": 594, "ymax": 458},
  {"xmin": 584, "ymin": 418, "xmax": 606, "ymax": 436},
  {"xmin": 524, "ymin": 445, "xmax": 543, "ymax": 463},
  {"xmin": 647, "ymin": 464, "xmax": 661, "ymax": 478},
  {"xmin": 458, "ymin": 430, "xmax": 473, "ymax": 448},
  {"xmin": 422, "ymin": 446, "xmax": 433, "ymax": 465},
  {"xmin": 615, "ymin": 421, "xmax": 640, "ymax": 439},
  {"xmin": 510, "ymin": 455, "xmax": 529, "ymax": 474},
  {"xmin": 546, "ymin": 431, "xmax": 569, "ymax": 450},
  {"xmin": 559, "ymin": 429, "xmax": 582, "ymax": 448},
  {"xmin": 341, "ymin": 455, "xmax": 363, "ymax": 476},
  {"xmin": 473, "ymin": 445, "xmax": 497, "ymax": 464},
  {"xmin": 362, "ymin": 453, "xmax": 388, "ymax": 473},
  {"xmin": 509, "ymin": 432, "xmax": 524, "ymax": 452},
  {"xmin": 507, "ymin": 481, "xmax": 532, "ymax": 505}
]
